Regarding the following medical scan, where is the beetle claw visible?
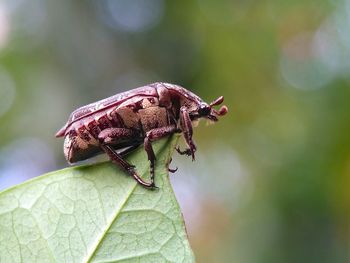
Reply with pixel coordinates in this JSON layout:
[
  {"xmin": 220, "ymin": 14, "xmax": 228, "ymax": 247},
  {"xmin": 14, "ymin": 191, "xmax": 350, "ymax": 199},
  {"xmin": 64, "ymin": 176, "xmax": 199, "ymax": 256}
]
[
  {"xmin": 176, "ymin": 146, "xmax": 196, "ymax": 161},
  {"xmin": 175, "ymin": 146, "xmax": 191, "ymax": 156},
  {"xmin": 168, "ymin": 157, "xmax": 178, "ymax": 173},
  {"xmin": 149, "ymin": 183, "xmax": 158, "ymax": 190},
  {"xmin": 190, "ymin": 144, "xmax": 196, "ymax": 161},
  {"xmin": 168, "ymin": 167, "xmax": 178, "ymax": 173}
]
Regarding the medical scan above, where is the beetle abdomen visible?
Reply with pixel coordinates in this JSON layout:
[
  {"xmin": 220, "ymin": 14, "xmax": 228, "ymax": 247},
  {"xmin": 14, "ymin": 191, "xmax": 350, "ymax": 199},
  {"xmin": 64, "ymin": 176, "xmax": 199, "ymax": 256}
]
[{"xmin": 63, "ymin": 129, "xmax": 101, "ymax": 163}]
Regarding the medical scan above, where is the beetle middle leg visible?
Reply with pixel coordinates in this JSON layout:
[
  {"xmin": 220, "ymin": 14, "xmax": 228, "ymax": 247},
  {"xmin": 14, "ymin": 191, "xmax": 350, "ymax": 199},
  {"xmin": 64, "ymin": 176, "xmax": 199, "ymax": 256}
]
[
  {"xmin": 101, "ymin": 144, "xmax": 155, "ymax": 188},
  {"xmin": 98, "ymin": 128, "xmax": 155, "ymax": 188},
  {"xmin": 144, "ymin": 125, "xmax": 179, "ymax": 186}
]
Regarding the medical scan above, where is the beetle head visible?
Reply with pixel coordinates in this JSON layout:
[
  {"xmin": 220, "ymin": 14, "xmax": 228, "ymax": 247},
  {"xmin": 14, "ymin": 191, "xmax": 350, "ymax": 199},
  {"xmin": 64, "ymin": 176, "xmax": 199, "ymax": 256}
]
[{"xmin": 193, "ymin": 96, "xmax": 228, "ymax": 122}]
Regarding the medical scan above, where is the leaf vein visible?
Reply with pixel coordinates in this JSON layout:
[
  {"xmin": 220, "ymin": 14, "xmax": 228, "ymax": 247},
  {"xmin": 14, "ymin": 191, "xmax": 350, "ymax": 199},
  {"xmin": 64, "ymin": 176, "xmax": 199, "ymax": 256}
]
[{"xmin": 84, "ymin": 181, "xmax": 140, "ymax": 262}]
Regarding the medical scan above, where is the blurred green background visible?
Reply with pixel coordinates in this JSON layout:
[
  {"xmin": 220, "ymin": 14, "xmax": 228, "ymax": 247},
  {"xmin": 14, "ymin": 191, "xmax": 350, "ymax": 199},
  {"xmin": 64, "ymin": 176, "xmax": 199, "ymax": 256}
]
[{"xmin": 1, "ymin": 0, "xmax": 350, "ymax": 262}]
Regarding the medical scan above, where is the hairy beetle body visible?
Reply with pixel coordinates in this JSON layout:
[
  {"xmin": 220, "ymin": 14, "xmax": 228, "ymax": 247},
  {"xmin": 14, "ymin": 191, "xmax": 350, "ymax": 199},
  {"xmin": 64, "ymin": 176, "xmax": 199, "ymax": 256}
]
[{"xmin": 56, "ymin": 82, "xmax": 228, "ymax": 188}]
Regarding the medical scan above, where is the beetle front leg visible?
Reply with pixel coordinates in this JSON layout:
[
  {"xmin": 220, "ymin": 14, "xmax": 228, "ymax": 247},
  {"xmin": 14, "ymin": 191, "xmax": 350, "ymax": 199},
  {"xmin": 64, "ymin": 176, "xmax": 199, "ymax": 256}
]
[
  {"xmin": 175, "ymin": 146, "xmax": 193, "ymax": 157},
  {"xmin": 179, "ymin": 106, "xmax": 197, "ymax": 161},
  {"xmin": 144, "ymin": 125, "xmax": 179, "ymax": 185}
]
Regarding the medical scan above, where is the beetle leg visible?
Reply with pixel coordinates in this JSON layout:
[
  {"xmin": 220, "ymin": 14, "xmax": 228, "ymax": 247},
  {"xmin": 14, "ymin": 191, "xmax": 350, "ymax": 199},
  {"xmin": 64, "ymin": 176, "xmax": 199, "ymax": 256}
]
[
  {"xmin": 101, "ymin": 144, "xmax": 156, "ymax": 189},
  {"xmin": 168, "ymin": 167, "xmax": 178, "ymax": 173},
  {"xmin": 98, "ymin": 128, "xmax": 139, "ymax": 144},
  {"xmin": 175, "ymin": 146, "xmax": 192, "ymax": 156},
  {"xmin": 144, "ymin": 125, "xmax": 179, "ymax": 185},
  {"xmin": 168, "ymin": 158, "xmax": 178, "ymax": 173},
  {"xmin": 97, "ymin": 128, "xmax": 156, "ymax": 188},
  {"xmin": 179, "ymin": 106, "xmax": 197, "ymax": 161}
]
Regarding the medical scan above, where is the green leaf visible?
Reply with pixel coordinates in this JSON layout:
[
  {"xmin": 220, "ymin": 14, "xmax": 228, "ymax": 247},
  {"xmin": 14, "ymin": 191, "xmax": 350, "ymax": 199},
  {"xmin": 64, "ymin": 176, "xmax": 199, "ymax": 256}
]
[{"xmin": 0, "ymin": 136, "xmax": 194, "ymax": 263}]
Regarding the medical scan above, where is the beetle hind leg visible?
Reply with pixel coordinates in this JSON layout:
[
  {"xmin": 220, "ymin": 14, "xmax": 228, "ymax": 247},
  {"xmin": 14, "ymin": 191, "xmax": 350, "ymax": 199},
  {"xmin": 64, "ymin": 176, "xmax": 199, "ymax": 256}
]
[
  {"xmin": 98, "ymin": 126, "xmax": 178, "ymax": 188},
  {"xmin": 98, "ymin": 128, "xmax": 156, "ymax": 189},
  {"xmin": 101, "ymin": 144, "xmax": 156, "ymax": 189}
]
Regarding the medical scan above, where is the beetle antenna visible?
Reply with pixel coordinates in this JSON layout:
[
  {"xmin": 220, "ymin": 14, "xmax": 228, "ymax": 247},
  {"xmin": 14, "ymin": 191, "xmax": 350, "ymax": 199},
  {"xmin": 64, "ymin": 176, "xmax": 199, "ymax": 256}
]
[
  {"xmin": 210, "ymin": 96, "xmax": 224, "ymax": 107},
  {"xmin": 212, "ymin": 105, "xmax": 228, "ymax": 116},
  {"xmin": 209, "ymin": 96, "xmax": 227, "ymax": 116}
]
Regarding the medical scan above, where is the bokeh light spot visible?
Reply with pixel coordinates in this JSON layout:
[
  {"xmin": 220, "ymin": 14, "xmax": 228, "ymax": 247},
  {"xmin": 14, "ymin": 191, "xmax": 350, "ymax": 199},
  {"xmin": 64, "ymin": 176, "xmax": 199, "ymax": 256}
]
[
  {"xmin": 104, "ymin": 0, "xmax": 164, "ymax": 32},
  {"xmin": 0, "ymin": 3, "xmax": 10, "ymax": 50},
  {"xmin": 0, "ymin": 68, "xmax": 16, "ymax": 117},
  {"xmin": 198, "ymin": 0, "xmax": 253, "ymax": 25},
  {"xmin": 280, "ymin": 33, "xmax": 333, "ymax": 90},
  {"xmin": 171, "ymin": 145, "xmax": 252, "ymax": 234},
  {"xmin": 0, "ymin": 138, "xmax": 56, "ymax": 190}
]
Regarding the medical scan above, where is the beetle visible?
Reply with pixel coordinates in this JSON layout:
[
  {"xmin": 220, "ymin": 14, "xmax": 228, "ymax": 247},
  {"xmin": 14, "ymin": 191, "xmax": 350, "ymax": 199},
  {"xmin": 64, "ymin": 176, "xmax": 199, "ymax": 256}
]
[{"xmin": 56, "ymin": 82, "xmax": 228, "ymax": 189}]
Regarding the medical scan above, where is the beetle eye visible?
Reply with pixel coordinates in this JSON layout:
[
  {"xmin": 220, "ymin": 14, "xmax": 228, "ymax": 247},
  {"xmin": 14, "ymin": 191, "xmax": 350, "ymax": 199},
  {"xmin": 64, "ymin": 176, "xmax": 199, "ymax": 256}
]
[{"xmin": 198, "ymin": 105, "xmax": 210, "ymax": 116}]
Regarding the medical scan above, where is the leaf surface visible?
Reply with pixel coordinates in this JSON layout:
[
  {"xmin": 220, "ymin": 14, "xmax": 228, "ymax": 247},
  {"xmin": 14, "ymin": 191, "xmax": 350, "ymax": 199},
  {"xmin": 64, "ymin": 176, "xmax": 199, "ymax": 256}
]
[{"xmin": 0, "ymin": 136, "xmax": 194, "ymax": 263}]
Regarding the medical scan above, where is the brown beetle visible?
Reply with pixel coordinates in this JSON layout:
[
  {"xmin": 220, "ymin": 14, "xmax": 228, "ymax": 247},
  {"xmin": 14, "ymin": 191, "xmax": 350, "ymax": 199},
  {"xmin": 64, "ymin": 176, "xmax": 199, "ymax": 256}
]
[{"xmin": 56, "ymin": 82, "xmax": 228, "ymax": 188}]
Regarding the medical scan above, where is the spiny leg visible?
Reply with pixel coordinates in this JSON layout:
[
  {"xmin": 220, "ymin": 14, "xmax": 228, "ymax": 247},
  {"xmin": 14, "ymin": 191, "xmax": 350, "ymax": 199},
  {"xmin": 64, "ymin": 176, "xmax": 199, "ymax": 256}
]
[
  {"xmin": 144, "ymin": 125, "xmax": 179, "ymax": 185},
  {"xmin": 98, "ymin": 128, "xmax": 154, "ymax": 188},
  {"xmin": 179, "ymin": 106, "xmax": 197, "ymax": 161},
  {"xmin": 101, "ymin": 144, "xmax": 155, "ymax": 188}
]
